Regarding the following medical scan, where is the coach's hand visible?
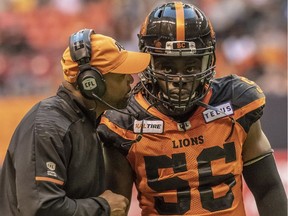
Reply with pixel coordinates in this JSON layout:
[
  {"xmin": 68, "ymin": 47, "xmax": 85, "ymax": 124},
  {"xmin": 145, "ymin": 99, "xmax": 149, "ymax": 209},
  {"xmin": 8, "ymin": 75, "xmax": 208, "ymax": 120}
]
[{"xmin": 100, "ymin": 190, "xmax": 129, "ymax": 216}]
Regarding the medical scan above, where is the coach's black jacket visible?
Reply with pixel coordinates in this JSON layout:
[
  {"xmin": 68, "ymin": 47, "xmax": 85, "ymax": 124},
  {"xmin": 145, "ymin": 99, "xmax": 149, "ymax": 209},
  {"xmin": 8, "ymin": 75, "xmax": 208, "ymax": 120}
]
[{"xmin": 0, "ymin": 85, "xmax": 110, "ymax": 216}]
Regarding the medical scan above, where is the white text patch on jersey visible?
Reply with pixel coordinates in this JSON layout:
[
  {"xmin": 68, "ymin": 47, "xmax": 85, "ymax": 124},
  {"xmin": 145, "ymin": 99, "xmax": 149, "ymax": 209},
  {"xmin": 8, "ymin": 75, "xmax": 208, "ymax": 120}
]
[
  {"xmin": 133, "ymin": 120, "xmax": 164, "ymax": 134},
  {"xmin": 203, "ymin": 102, "xmax": 234, "ymax": 123}
]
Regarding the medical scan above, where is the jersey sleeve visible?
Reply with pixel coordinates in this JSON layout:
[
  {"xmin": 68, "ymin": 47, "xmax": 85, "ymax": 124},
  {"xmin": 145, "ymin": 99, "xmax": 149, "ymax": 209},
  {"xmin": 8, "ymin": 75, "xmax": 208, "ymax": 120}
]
[
  {"xmin": 233, "ymin": 76, "xmax": 265, "ymax": 132},
  {"xmin": 98, "ymin": 110, "xmax": 137, "ymax": 156}
]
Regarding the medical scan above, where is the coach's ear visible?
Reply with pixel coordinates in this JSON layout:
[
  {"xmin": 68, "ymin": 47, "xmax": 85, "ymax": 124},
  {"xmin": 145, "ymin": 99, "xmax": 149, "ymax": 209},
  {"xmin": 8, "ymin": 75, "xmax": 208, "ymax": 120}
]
[{"xmin": 103, "ymin": 146, "xmax": 133, "ymax": 202}]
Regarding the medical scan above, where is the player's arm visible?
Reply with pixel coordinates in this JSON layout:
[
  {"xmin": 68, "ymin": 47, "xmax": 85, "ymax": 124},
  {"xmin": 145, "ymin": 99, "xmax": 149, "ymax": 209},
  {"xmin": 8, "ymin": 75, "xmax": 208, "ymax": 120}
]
[
  {"xmin": 103, "ymin": 145, "xmax": 134, "ymax": 213},
  {"xmin": 242, "ymin": 120, "xmax": 287, "ymax": 216}
]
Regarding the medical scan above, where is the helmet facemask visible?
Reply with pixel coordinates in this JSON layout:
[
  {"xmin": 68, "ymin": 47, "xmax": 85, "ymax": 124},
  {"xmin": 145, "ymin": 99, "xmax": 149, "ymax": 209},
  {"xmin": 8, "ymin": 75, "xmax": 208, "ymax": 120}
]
[
  {"xmin": 140, "ymin": 46, "xmax": 215, "ymax": 115},
  {"xmin": 138, "ymin": 2, "xmax": 216, "ymax": 116}
]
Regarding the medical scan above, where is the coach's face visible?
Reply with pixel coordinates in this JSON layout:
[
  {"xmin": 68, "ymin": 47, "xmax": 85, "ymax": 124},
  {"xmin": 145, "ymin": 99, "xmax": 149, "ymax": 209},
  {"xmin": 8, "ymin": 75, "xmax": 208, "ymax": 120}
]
[{"xmin": 101, "ymin": 73, "xmax": 134, "ymax": 109}]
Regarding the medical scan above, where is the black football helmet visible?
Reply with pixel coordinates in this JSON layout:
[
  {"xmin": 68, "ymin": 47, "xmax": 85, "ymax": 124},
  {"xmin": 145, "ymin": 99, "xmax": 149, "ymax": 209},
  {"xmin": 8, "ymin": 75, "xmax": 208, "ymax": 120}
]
[{"xmin": 138, "ymin": 2, "xmax": 216, "ymax": 114}]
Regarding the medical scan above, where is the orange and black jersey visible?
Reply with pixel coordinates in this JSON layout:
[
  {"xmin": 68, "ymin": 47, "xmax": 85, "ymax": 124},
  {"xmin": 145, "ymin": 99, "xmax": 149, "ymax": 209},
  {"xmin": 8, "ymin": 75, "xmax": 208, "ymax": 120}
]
[{"xmin": 98, "ymin": 74, "xmax": 265, "ymax": 215}]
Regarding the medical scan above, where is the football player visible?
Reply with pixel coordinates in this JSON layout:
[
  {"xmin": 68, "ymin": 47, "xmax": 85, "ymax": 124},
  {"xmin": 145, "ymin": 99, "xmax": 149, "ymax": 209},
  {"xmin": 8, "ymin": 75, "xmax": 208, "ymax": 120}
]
[{"xmin": 98, "ymin": 2, "xmax": 287, "ymax": 215}]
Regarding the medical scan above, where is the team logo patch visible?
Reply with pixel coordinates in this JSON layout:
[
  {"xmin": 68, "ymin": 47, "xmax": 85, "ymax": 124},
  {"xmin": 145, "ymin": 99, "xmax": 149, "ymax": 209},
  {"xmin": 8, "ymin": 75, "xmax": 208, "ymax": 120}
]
[
  {"xmin": 46, "ymin": 161, "xmax": 57, "ymax": 177},
  {"xmin": 133, "ymin": 120, "xmax": 164, "ymax": 134},
  {"xmin": 46, "ymin": 162, "xmax": 56, "ymax": 170},
  {"xmin": 203, "ymin": 102, "xmax": 234, "ymax": 123}
]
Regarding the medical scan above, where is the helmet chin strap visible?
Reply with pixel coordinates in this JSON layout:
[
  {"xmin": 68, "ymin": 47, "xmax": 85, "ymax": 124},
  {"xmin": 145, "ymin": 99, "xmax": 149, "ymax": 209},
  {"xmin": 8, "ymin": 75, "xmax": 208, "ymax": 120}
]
[
  {"xmin": 150, "ymin": 90, "xmax": 196, "ymax": 118},
  {"xmin": 157, "ymin": 99, "xmax": 198, "ymax": 121},
  {"xmin": 140, "ymin": 78, "xmax": 199, "ymax": 114},
  {"xmin": 162, "ymin": 91, "xmax": 197, "ymax": 105}
]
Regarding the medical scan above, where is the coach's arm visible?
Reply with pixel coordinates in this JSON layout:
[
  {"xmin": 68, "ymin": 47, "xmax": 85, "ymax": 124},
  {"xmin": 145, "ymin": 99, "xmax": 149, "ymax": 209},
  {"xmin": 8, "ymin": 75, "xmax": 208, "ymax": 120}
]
[{"xmin": 103, "ymin": 145, "xmax": 134, "ymax": 214}]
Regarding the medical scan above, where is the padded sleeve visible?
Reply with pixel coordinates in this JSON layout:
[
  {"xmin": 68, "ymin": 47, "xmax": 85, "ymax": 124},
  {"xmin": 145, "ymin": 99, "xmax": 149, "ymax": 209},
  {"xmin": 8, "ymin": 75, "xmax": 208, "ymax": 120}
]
[{"xmin": 243, "ymin": 154, "xmax": 287, "ymax": 216}]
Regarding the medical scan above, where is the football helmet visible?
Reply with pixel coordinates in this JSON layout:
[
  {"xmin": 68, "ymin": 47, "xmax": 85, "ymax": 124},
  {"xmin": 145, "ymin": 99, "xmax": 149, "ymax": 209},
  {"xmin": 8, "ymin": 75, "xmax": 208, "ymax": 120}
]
[{"xmin": 138, "ymin": 2, "xmax": 216, "ymax": 114}]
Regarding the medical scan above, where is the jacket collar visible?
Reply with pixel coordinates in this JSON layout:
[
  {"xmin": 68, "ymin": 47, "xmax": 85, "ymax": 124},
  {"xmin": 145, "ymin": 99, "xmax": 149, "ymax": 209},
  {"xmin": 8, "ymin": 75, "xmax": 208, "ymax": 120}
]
[{"xmin": 56, "ymin": 85, "xmax": 102, "ymax": 128}]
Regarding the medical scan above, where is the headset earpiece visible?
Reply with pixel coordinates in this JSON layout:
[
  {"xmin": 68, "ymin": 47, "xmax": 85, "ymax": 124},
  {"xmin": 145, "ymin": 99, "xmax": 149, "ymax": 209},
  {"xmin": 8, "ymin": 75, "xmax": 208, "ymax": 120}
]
[
  {"xmin": 69, "ymin": 28, "xmax": 106, "ymax": 99},
  {"xmin": 76, "ymin": 66, "xmax": 106, "ymax": 99}
]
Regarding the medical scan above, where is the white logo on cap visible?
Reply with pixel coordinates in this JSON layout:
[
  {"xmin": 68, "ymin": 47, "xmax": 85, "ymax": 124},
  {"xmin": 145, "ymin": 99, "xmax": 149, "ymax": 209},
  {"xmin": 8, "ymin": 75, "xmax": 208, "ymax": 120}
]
[{"xmin": 115, "ymin": 41, "xmax": 125, "ymax": 52}]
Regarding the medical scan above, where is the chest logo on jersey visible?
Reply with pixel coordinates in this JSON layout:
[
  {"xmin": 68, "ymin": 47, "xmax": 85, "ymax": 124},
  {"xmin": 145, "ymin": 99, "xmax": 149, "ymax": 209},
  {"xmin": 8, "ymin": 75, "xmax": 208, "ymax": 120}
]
[
  {"xmin": 177, "ymin": 121, "xmax": 191, "ymax": 131},
  {"xmin": 133, "ymin": 120, "xmax": 164, "ymax": 134},
  {"xmin": 203, "ymin": 102, "xmax": 234, "ymax": 123},
  {"xmin": 172, "ymin": 135, "xmax": 204, "ymax": 148}
]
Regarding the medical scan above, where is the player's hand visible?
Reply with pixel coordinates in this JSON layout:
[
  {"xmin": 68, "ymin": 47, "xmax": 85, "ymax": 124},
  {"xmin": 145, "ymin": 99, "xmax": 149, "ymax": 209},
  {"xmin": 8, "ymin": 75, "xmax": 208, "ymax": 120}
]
[{"xmin": 99, "ymin": 190, "xmax": 129, "ymax": 216}]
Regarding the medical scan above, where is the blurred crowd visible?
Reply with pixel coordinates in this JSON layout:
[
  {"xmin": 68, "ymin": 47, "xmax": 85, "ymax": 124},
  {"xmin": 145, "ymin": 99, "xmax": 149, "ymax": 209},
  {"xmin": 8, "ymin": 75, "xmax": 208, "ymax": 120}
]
[{"xmin": 0, "ymin": 0, "xmax": 287, "ymax": 96}]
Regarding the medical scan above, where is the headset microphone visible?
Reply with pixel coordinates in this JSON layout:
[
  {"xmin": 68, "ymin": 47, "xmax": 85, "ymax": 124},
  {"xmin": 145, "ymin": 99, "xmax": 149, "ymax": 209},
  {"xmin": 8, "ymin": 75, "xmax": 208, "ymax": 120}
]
[{"xmin": 91, "ymin": 92, "xmax": 137, "ymax": 117}]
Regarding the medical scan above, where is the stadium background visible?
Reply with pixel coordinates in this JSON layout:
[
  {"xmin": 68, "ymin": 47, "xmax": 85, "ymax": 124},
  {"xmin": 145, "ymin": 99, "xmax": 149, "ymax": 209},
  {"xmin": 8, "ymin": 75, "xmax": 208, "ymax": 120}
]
[{"xmin": 0, "ymin": 0, "xmax": 286, "ymax": 215}]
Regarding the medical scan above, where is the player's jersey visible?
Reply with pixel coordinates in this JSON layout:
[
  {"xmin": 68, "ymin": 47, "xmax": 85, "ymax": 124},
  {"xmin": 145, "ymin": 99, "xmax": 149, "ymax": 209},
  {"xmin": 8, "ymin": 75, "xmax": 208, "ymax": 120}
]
[{"xmin": 98, "ymin": 75, "xmax": 265, "ymax": 216}]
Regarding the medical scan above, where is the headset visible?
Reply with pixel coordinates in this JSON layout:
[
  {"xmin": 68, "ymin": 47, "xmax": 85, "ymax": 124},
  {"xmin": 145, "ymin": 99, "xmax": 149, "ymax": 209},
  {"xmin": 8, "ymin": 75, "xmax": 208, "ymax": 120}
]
[
  {"xmin": 68, "ymin": 28, "xmax": 137, "ymax": 117},
  {"xmin": 69, "ymin": 28, "xmax": 106, "ymax": 99}
]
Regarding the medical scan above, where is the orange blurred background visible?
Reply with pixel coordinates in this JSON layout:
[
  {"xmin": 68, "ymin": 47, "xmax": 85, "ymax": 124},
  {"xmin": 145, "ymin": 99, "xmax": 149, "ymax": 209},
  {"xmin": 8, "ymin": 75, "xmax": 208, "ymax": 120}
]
[{"xmin": 0, "ymin": 1, "xmax": 286, "ymax": 215}]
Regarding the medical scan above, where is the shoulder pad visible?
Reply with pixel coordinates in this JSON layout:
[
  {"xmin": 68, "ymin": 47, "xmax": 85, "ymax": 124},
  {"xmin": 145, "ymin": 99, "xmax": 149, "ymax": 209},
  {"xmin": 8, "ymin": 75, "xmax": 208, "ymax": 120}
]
[{"xmin": 211, "ymin": 74, "xmax": 265, "ymax": 109}]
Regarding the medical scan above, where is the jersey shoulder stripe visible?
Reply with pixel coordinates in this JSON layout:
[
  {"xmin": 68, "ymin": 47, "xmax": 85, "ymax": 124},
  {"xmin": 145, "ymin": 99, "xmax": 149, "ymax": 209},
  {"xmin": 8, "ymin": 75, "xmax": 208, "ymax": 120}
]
[
  {"xmin": 98, "ymin": 95, "xmax": 159, "ymax": 155},
  {"xmin": 210, "ymin": 74, "xmax": 265, "ymax": 109},
  {"xmin": 210, "ymin": 75, "xmax": 265, "ymax": 132}
]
